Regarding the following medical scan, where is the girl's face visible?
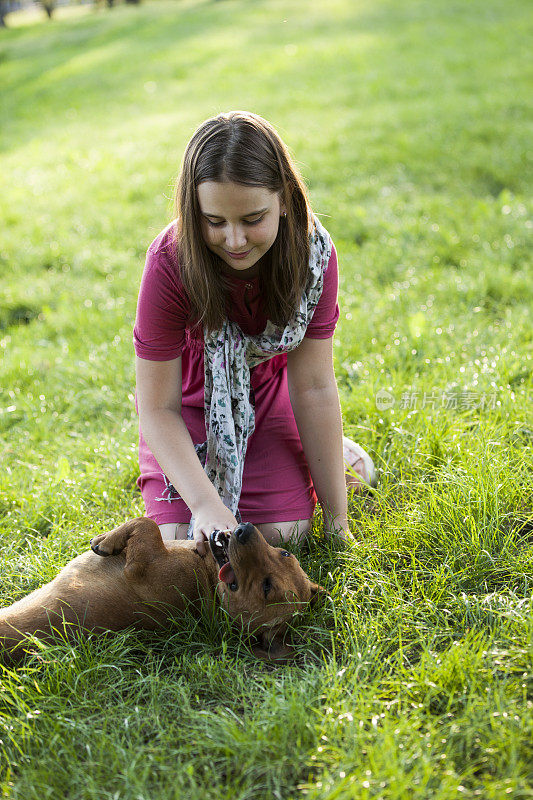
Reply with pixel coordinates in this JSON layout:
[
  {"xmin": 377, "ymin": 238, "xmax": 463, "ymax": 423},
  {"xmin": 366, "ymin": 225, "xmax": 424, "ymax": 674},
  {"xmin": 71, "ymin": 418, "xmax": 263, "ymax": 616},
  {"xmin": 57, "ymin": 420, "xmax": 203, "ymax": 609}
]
[{"xmin": 197, "ymin": 181, "xmax": 286, "ymax": 273}]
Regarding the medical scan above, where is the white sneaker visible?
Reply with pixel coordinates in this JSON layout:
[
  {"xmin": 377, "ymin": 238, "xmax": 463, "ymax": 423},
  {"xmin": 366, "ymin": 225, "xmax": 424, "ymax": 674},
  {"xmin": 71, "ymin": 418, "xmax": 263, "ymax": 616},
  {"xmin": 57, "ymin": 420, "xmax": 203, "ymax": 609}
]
[{"xmin": 343, "ymin": 437, "xmax": 377, "ymax": 490}]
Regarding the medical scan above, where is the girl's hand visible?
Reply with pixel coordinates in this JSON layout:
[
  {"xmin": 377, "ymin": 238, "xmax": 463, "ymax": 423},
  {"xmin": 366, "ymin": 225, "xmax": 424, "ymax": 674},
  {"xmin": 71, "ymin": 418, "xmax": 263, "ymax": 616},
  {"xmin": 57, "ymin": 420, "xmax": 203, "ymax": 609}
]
[
  {"xmin": 332, "ymin": 526, "xmax": 356, "ymax": 544},
  {"xmin": 323, "ymin": 513, "xmax": 353, "ymax": 543},
  {"xmin": 192, "ymin": 505, "xmax": 239, "ymax": 556}
]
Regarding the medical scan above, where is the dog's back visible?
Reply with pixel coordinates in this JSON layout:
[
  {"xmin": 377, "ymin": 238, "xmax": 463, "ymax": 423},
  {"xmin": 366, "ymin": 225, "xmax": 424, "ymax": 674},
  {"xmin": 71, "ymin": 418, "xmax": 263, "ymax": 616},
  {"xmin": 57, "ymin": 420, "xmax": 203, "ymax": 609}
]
[{"xmin": 0, "ymin": 551, "xmax": 132, "ymax": 650}]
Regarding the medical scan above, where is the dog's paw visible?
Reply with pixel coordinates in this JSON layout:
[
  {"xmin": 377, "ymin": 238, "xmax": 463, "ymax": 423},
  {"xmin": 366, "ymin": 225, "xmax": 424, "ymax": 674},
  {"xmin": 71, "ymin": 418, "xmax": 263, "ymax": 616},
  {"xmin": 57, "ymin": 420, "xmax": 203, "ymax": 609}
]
[{"xmin": 90, "ymin": 533, "xmax": 115, "ymax": 557}]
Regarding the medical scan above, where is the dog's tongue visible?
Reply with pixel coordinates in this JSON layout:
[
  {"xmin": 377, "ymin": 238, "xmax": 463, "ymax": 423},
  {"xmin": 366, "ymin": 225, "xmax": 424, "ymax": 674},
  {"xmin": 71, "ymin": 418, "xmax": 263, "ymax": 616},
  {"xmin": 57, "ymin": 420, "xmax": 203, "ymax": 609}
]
[{"xmin": 218, "ymin": 562, "xmax": 236, "ymax": 585}]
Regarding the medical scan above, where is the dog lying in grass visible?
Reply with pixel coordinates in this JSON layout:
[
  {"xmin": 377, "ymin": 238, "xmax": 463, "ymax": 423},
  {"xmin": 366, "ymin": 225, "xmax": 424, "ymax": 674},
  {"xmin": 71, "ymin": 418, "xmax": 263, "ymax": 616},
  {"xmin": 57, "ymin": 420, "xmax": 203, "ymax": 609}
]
[{"xmin": 0, "ymin": 517, "xmax": 325, "ymax": 664}]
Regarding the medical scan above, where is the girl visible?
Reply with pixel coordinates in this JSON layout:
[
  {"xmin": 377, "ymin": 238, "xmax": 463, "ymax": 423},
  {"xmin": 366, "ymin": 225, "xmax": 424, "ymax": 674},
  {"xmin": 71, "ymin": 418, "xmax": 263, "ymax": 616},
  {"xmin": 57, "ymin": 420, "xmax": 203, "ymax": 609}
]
[{"xmin": 134, "ymin": 111, "xmax": 375, "ymax": 555}]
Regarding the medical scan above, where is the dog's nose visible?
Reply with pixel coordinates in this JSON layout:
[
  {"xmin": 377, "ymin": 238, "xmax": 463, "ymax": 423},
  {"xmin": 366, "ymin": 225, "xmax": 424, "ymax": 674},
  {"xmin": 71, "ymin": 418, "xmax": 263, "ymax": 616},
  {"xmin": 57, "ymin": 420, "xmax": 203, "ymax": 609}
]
[{"xmin": 234, "ymin": 522, "xmax": 254, "ymax": 544}]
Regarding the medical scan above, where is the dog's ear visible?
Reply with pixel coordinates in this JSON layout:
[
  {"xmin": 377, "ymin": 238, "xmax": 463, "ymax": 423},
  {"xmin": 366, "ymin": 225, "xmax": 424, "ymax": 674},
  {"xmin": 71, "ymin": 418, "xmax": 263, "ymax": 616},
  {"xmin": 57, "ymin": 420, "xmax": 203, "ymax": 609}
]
[
  {"xmin": 251, "ymin": 627, "xmax": 296, "ymax": 662},
  {"xmin": 309, "ymin": 582, "xmax": 328, "ymax": 607}
]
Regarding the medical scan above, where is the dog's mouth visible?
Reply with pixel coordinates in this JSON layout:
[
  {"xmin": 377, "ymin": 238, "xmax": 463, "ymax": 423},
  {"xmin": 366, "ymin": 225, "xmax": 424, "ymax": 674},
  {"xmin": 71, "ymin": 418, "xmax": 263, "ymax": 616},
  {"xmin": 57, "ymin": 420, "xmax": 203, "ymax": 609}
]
[{"xmin": 209, "ymin": 530, "xmax": 238, "ymax": 591}]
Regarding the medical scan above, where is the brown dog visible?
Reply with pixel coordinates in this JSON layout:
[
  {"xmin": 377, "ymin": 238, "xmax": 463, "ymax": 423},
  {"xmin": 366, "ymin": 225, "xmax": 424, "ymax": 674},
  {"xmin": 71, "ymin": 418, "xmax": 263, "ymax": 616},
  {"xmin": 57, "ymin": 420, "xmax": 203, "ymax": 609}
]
[{"xmin": 0, "ymin": 517, "xmax": 325, "ymax": 663}]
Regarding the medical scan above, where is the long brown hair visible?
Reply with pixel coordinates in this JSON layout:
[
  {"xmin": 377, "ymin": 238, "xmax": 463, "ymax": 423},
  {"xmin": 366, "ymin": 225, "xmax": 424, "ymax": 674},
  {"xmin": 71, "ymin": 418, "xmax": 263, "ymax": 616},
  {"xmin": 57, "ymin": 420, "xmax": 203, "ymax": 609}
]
[{"xmin": 175, "ymin": 111, "xmax": 314, "ymax": 333}]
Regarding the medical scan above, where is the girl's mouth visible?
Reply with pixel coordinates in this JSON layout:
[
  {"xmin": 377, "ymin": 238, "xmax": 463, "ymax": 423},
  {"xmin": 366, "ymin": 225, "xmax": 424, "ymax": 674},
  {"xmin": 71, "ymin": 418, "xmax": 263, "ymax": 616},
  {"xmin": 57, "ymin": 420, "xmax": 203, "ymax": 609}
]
[{"xmin": 225, "ymin": 249, "xmax": 252, "ymax": 260}]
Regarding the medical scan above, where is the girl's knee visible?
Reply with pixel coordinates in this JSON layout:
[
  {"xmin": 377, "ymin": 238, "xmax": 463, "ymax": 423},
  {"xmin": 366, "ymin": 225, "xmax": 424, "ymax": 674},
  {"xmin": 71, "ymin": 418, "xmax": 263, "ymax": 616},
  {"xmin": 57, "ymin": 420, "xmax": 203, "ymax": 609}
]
[
  {"xmin": 254, "ymin": 519, "xmax": 311, "ymax": 545},
  {"xmin": 159, "ymin": 523, "xmax": 177, "ymax": 541},
  {"xmin": 158, "ymin": 522, "xmax": 190, "ymax": 540},
  {"xmin": 160, "ymin": 519, "xmax": 311, "ymax": 545}
]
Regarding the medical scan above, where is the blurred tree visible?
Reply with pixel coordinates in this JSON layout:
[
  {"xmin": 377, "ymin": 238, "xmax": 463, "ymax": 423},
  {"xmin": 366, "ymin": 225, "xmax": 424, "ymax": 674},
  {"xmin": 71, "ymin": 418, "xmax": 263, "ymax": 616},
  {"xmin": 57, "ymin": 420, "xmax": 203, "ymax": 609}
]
[
  {"xmin": 40, "ymin": 0, "xmax": 55, "ymax": 18},
  {"xmin": 0, "ymin": 0, "xmax": 9, "ymax": 26}
]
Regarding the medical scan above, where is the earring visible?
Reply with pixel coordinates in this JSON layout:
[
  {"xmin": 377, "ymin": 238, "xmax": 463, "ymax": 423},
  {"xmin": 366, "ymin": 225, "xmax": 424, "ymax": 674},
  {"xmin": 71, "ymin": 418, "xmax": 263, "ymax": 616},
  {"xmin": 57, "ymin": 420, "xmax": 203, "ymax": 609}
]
[{"xmin": 281, "ymin": 212, "xmax": 287, "ymax": 218}]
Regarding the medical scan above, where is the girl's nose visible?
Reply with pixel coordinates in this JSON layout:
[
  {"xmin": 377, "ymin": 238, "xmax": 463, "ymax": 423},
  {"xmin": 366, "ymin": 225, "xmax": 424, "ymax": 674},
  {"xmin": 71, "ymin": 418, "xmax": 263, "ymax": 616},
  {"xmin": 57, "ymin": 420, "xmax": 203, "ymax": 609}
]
[{"xmin": 225, "ymin": 225, "xmax": 247, "ymax": 250}]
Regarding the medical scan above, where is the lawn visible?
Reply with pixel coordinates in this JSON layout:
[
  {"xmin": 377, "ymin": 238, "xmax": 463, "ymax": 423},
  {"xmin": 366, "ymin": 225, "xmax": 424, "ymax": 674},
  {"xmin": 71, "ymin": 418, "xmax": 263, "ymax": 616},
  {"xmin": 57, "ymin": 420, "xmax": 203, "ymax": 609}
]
[{"xmin": 0, "ymin": 0, "xmax": 532, "ymax": 797}]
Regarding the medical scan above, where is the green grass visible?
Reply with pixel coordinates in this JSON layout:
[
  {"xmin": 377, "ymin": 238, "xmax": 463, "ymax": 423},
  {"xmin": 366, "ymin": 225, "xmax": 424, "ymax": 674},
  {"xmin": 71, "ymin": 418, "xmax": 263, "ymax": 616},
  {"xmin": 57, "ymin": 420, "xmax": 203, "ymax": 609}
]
[{"xmin": 1, "ymin": 0, "xmax": 532, "ymax": 796}]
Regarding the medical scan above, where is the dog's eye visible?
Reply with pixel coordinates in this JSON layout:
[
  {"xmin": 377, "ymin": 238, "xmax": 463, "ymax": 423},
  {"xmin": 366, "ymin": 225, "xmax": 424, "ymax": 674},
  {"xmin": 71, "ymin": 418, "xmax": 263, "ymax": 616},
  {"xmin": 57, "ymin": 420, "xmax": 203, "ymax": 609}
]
[
  {"xmin": 280, "ymin": 551, "xmax": 291, "ymax": 558},
  {"xmin": 263, "ymin": 577, "xmax": 272, "ymax": 597}
]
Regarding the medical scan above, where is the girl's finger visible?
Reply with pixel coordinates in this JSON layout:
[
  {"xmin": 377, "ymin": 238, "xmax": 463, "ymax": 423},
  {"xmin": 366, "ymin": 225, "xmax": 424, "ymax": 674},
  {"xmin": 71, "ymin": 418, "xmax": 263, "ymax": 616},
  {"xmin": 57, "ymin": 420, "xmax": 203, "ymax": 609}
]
[{"xmin": 193, "ymin": 530, "xmax": 209, "ymax": 555}]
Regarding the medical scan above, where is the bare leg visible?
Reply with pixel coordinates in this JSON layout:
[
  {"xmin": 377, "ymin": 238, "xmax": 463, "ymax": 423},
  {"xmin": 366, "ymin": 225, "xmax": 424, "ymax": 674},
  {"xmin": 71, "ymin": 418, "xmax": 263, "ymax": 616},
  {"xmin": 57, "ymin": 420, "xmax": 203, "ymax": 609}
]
[
  {"xmin": 254, "ymin": 519, "xmax": 311, "ymax": 546},
  {"xmin": 159, "ymin": 523, "xmax": 177, "ymax": 541},
  {"xmin": 175, "ymin": 523, "xmax": 189, "ymax": 540},
  {"xmin": 159, "ymin": 523, "xmax": 190, "ymax": 541},
  {"xmin": 160, "ymin": 521, "xmax": 311, "ymax": 546}
]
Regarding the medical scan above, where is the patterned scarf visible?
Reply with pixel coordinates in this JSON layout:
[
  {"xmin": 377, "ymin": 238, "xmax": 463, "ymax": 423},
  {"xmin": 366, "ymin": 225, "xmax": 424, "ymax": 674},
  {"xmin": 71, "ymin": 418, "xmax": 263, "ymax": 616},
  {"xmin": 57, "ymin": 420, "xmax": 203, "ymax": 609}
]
[{"xmin": 186, "ymin": 216, "xmax": 332, "ymax": 537}]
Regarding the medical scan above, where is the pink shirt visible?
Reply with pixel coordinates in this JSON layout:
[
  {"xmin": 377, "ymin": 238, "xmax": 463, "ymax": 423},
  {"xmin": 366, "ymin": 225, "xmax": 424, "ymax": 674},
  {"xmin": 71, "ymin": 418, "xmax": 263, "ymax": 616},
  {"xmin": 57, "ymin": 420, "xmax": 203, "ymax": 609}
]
[{"xmin": 133, "ymin": 222, "xmax": 340, "ymax": 408}]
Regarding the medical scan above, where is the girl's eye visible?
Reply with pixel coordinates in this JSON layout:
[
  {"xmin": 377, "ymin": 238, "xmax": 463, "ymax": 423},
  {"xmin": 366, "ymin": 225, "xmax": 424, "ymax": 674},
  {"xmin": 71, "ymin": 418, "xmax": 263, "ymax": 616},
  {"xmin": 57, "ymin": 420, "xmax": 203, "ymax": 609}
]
[{"xmin": 205, "ymin": 216, "xmax": 265, "ymax": 228}]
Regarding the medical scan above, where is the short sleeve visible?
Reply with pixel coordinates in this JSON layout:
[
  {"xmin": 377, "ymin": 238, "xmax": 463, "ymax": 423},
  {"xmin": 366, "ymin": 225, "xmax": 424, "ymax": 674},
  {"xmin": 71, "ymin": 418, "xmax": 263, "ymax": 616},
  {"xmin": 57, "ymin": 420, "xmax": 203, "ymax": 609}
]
[
  {"xmin": 133, "ymin": 225, "xmax": 191, "ymax": 361},
  {"xmin": 305, "ymin": 241, "xmax": 340, "ymax": 339}
]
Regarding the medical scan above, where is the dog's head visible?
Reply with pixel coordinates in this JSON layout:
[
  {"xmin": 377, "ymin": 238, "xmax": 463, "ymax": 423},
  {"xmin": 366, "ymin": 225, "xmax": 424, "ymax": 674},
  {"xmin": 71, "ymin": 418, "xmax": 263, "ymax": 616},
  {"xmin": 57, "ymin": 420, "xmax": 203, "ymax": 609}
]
[{"xmin": 209, "ymin": 523, "xmax": 326, "ymax": 660}]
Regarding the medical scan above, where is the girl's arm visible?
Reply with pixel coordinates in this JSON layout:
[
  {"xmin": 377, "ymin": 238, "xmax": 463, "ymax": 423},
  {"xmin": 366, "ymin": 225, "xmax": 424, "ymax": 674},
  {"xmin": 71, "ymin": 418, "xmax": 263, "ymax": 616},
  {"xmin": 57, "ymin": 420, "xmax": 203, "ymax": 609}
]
[
  {"xmin": 135, "ymin": 355, "xmax": 238, "ymax": 553},
  {"xmin": 286, "ymin": 336, "xmax": 349, "ymax": 538}
]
